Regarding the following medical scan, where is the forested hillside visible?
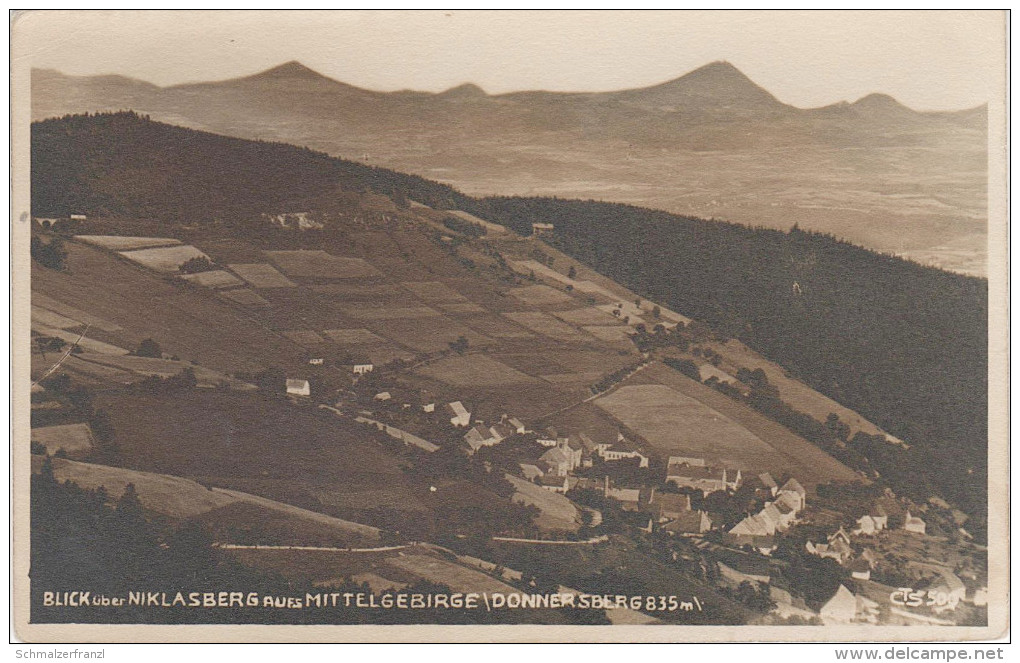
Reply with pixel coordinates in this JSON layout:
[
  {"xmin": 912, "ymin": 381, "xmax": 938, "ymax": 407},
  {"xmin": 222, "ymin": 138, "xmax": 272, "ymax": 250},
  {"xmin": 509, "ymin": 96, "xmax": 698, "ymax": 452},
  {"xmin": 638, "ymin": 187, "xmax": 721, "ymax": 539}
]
[{"xmin": 31, "ymin": 112, "xmax": 988, "ymax": 523}]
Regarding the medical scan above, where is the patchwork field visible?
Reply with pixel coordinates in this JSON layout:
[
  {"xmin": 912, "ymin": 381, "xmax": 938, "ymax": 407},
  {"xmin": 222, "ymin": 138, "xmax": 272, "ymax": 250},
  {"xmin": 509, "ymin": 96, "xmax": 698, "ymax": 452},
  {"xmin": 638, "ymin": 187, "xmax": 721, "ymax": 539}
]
[
  {"xmin": 400, "ymin": 281, "xmax": 468, "ymax": 302},
  {"xmin": 595, "ymin": 383, "xmax": 778, "ymax": 469},
  {"xmin": 461, "ymin": 315, "xmax": 533, "ymax": 339},
  {"xmin": 32, "ymin": 242, "xmax": 308, "ymax": 374},
  {"xmin": 181, "ymin": 270, "xmax": 244, "ymax": 289},
  {"xmin": 502, "ymin": 312, "xmax": 591, "ymax": 343},
  {"xmin": 438, "ymin": 302, "xmax": 486, "ymax": 314},
  {"xmin": 509, "ymin": 284, "xmax": 574, "ymax": 307},
  {"xmin": 93, "ymin": 389, "xmax": 414, "ymax": 511},
  {"xmin": 31, "ymin": 292, "xmax": 123, "ymax": 332},
  {"xmin": 309, "ymin": 283, "xmax": 415, "ymax": 303},
  {"xmin": 265, "ymin": 250, "xmax": 380, "ymax": 279},
  {"xmin": 220, "ymin": 288, "xmax": 272, "ymax": 308},
  {"xmin": 76, "ymin": 235, "xmax": 181, "ymax": 250},
  {"xmin": 118, "ymin": 245, "xmax": 210, "ymax": 273},
  {"xmin": 624, "ymin": 362, "xmax": 859, "ymax": 489},
  {"xmin": 552, "ymin": 308, "xmax": 623, "ymax": 326},
  {"xmin": 227, "ymin": 263, "xmax": 296, "ymax": 288},
  {"xmin": 281, "ymin": 330, "xmax": 327, "ymax": 346},
  {"xmin": 321, "ymin": 328, "xmax": 385, "ymax": 344},
  {"xmin": 345, "ymin": 305, "xmax": 442, "ymax": 321},
  {"xmin": 417, "ymin": 354, "xmax": 538, "ymax": 387},
  {"xmin": 31, "ymin": 305, "xmax": 83, "ymax": 330},
  {"xmin": 370, "ymin": 318, "xmax": 491, "ymax": 353},
  {"xmin": 582, "ymin": 325, "xmax": 634, "ymax": 342},
  {"xmin": 31, "ymin": 324, "xmax": 128, "ymax": 355}
]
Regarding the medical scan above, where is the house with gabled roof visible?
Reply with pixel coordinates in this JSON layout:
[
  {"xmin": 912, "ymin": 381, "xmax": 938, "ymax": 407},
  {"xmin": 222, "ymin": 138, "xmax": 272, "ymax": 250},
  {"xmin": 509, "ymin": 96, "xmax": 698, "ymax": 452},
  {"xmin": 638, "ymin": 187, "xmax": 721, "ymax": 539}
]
[
  {"xmin": 538, "ymin": 473, "xmax": 569, "ymax": 493},
  {"xmin": 519, "ymin": 463, "xmax": 544, "ymax": 482},
  {"xmin": 662, "ymin": 510, "xmax": 712, "ymax": 536},
  {"xmin": 903, "ymin": 510, "xmax": 927, "ymax": 535},
  {"xmin": 820, "ymin": 585, "xmax": 858, "ymax": 624},
  {"xmin": 666, "ymin": 462, "xmax": 740, "ymax": 494},
  {"xmin": 647, "ymin": 493, "xmax": 692, "ymax": 522},
  {"xmin": 286, "ymin": 378, "xmax": 310, "ymax": 397},
  {"xmin": 777, "ymin": 478, "xmax": 806, "ymax": 511},
  {"xmin": 446, "ymin": 401, "xmax": 471, "ymax": 427}
]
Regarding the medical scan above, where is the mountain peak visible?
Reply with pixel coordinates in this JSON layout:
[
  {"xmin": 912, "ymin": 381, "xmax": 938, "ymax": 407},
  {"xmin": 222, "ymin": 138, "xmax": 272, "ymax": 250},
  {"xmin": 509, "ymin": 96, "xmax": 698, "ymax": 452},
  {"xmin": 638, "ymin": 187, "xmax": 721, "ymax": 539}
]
[
  {"xmin": 438, "ymin": 83, "xmax": 488, "ymax": 99},
  {"xmin": 617, "ymin": 60, "xmax": 785, "ymax": 113},
  {"xmin": 255, "ymin": 61, "xmax": 330, "ymax": 80}
]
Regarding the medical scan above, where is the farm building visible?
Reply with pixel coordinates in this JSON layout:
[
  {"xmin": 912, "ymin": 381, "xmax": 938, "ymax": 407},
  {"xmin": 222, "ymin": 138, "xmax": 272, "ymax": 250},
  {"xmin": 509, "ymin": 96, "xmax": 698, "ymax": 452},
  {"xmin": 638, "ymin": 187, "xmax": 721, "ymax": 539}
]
[
  {"xmin": 903, "ymin": 511, "xmax": 927, "ymax": 535},
  {"xmin": 716, "ymin": 555, "xmax": 770, "ymax": 586},
  {"xmin": 531, "ymin": 222, "xmax": 554, "ymax": 237},
  {"xmin": 820, "ymin": 585, "xmax": 857, "ymax": 625},
  {"xmin": 70, "ymin": 213, "xmax": 87, "ymax": 221},
  {"xmin": 754, "ymin": 472, "xmax": 779, "ymax": 497},
  {"xmin": 423, "ymin": 402, "xmax": 436, "ymax": 413},
  {"xmin": 519, "ymin": 463, "xmax": 544, "ymax": 481},
  {"xmin": 663, "ymin": 511, "xmax": 712, "ymax": 536},
  {"xmin": 665, "ymin": 462, "xmax": 741, "ymax": 494},
  {"xmin": 806, "ymin": 528, "xmax": 853, "ymax": 563},
  {"xmin": 604, "ymin": 486, "xmax": 642, "ymax": 511},
  {"xmin": 352, "ymin": 361, "xmax": 374, "ymax": 375},
  {"xmin": 646, "ymin": 493, "xmax": 692, "ymax": 522},
  {"xmin": 538, "ymin": 474, "xmax": 569, "ymax": 493},
  {"xmin": 286, "ymin": 379, "xmax": 310, "ymax": 397},
  {"xmin": 308, "ymin": 358, "xmax": 324, "ymax": 366},
  {"xmin": 850, "ymin": 559, "xmax": 872, "ymax": 581},
  {"xmin": 598, "ymin": 445, "xmax": 650, "ymax": 468},
  {"xmin": 667, "ymin": 455, "xmax": 706, "ymax": 467},
  {"xmin": 536, "ymin": 429, "xmax": 559, "ymax": 447},
  {"xmin": 777, "ymin": 478, "xmax": 806, "ymax": 511},
  {"xmin": 854, "ymin": 513, "xmax": 888, "ymax": 535},
  {"xmin": 506, "ymin": 416, "xmax": 529, "ymax": 435},
  {"xmin": 446, "ymin": 401, "xmax": 471, "ymax": 427}
]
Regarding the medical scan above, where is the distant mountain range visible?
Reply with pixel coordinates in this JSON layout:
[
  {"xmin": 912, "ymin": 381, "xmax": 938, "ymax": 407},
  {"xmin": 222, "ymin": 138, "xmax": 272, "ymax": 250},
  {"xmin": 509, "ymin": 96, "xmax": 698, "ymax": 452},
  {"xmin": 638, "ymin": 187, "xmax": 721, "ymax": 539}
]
[
  {"xmin": 31, "ymin": 60, "xmax": 989, "ymax": 275},
  {"xmin": 33, "ymin": 60, "xmax": 985, "ymax": 145}
]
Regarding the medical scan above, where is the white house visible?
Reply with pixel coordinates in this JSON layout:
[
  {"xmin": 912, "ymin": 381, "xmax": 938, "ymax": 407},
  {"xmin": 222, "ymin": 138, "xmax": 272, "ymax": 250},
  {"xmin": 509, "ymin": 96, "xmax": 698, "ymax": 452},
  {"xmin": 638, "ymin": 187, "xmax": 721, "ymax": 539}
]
[
  {"xmin": 854, "ymin": 514, "xmax": 887, "ymax": 536},
  {"xmin": 903, "ymin": 511, "xmax": 927, "ymax": 535},
  {"xmin": 506, "ymin": 417, "xmax": 529, "ymax": 435},
  {"xmin": 69, "ymin": 213, "xmax": 87, "ymax": 221},
  {"xmin": 308, "ymin": 358, "xmax": 324, "ymax": 366},
  {"xmin": 447, "ymin": 401, "xmax": 471, "ymax": 427},
  {"xmin": 598, "ymin": 445, "xmax": 650, "ymax": 468},
  {"xmin": 777, "ymin": 478, "xmax": 807, "ymax": 512},
  {"xmin": 286, "ymin": 379, "xmax": 310, "ymax": 397},
  {"xmin": 820, "ymin": 585, "xmax": 858, "ymax": 625},
  {"xmin": 666, "ymin": 462, "xmax": 740, "ymax": 494}
]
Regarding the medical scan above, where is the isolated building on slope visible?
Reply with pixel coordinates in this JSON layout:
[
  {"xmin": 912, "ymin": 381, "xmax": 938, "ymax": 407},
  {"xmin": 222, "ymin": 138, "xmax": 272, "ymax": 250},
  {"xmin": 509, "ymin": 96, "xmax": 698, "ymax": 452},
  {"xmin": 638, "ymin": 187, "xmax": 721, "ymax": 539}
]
[
  {"xmin": 446, "ymin": 401, "xmax": 471, "ymax": 427},
  {"xmin": 286, "ymin": 378, "xmax": 310, "ymax": 397}
]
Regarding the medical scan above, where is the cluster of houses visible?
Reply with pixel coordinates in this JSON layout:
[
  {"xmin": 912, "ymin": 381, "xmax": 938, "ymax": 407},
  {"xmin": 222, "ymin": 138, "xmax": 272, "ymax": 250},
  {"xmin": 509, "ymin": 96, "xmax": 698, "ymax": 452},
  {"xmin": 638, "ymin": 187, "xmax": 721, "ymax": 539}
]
[
  {"xmin": 805, "ymin": 503, "xmax": 928, "ymax": 582},
  {"xmin": 726, "ymin": 476, "xmax": 806, "ymax": 554}
]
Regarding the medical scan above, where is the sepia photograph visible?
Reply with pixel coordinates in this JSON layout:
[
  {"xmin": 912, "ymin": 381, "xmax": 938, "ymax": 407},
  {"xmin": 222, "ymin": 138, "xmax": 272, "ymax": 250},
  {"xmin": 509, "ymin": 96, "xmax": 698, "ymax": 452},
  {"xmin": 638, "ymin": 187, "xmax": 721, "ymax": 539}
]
[{"xmin": 9, "ymin": 9, "xmax": 1009, "ymax": 645}]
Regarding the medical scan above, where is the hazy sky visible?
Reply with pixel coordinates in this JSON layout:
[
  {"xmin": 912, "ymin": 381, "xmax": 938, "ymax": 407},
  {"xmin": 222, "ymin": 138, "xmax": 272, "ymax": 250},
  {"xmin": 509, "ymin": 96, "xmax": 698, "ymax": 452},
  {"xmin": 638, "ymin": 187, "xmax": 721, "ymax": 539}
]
[{"xmin": 15, "ymin": 10, "xmax": 1005, "ymax": 111}]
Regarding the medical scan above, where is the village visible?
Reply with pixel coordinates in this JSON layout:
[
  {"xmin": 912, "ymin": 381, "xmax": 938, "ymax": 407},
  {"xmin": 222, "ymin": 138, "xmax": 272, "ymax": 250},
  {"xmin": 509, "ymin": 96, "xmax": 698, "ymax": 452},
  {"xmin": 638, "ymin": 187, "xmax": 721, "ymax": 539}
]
[{"xmin": 29, "ymin": 205, "xmax": 987, "ymax": 628}]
